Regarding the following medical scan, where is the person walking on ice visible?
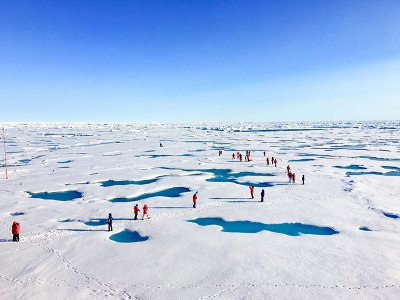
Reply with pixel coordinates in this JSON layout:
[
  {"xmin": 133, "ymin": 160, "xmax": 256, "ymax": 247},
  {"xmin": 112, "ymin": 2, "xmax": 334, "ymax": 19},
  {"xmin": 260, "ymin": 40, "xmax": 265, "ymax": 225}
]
[
  {"xmin": 302, "ymin": 174, "xmax": 305, "ymax": 185},
  {"xmin": 274, "ymin": 158, "xmax": 278, "ymax": 167},
  {"xmin": 134, "ymin": 204, "xmax": 140, "ymax": 220},
  {"xmin": 261, "ymin": 189, "xmax": 265, "ymax": 202},
  {"xmin": 249, "ymin": 186, "xmax": 255, "ymax": 199},
  {"xmin": 266, "ymin": 157, "xmax": 270, "ymax": 166},
  {"xmin": 287, "ymin": 165, "xmax": 291, "ymax": 173},
  {"xmin": 107, "ymin": 213, "xmax": 113, "ymax": 231},
  {"xmin": 292, "ymin": 173, "xmax": 296, "ymax": 183},
  {"xmin": 142, "ymin": 204, "xmax": 149, "ymax": 219},
  {"xmin": 12, "ymin": 221, "xmax": 20, "ymax": 242},
  {"xmin": 193, "ymin": 191, "xmax": 198, "ymax": 208}
]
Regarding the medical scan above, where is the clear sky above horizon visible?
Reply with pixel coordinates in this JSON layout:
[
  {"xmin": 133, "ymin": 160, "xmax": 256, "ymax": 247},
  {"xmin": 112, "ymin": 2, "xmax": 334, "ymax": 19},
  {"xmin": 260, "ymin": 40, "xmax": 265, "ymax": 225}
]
[{"xmin": 1, "ymin": 0, "xmax": 399, "ymax": 122}]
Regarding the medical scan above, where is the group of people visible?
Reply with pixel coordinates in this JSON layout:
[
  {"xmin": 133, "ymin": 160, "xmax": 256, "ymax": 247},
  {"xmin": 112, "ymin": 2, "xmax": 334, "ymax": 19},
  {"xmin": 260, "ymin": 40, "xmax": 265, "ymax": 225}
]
[
  {"xmin": 287, "ymin": 165, "xmax": 296, "ymax": 183},
  {"xmin": 266, "ymin": 156, "xmax": 278, "ymax": 167},
  {"xmin": 286, "ymin": 165, "xmax": 305, "ymax": 185},
  {"xmin": 7, "ymin": 148, "xmax": 307, "ymax": 240},
  {"xmin": 231, "ymin": 151, "xmax": 284, "ymax": 168},
  {"xmin": 249, "ymin": 186, "xmax": 266, "ymax": 202},
  {"xmin": 232, "ymin": 151, "xmax": 252, "ymax": 162},
  {"xmin": 107, "ymin": 204, "xmax": 150, "ymax": 231}
]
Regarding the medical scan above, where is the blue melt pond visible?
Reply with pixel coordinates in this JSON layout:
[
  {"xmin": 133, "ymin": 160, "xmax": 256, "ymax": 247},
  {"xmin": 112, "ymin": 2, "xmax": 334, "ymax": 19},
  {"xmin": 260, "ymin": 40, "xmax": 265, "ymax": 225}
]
[
  {"xmin": 382, "ymin": 211, "xmax": 400, "ymax": 219},
  {"xmin": 100, "ymin": 178, "xmax": 160, "ymax": 187},
  {"xmin": 188, "ymin": 217, "xmax": 339, "ymax": 236},
  {"xmin": 346, "ymin": 171, "xmax": 400, "ymax": 177},
  {"xmin": 10, "ymin": 212, "xmax": 25, "ymax": 216},
  {"xmin": 161, "ymin": 167, "xmax": 275, "ymax": 188},
  {"xmin": 359, "ymin": 226, "xmax": 372, "ymax": 231},
  {"xmin": 356, "ymin": 156, "xmax": 400, "ymax": 162},
  {"xmin": 84, "ymin": 219, "xmax": 107, "ymax": 226},
  {"xmin": 58, "ymin": 160, "xmax": 73, "ymax": 164},
  {"xmin": 381, "ymin": 166, "xmax": 400, "ymax": 171},
  {"xmin": 369, "ymin": 207, "xmax": 400, "ymax": 219},
  {"xmin": 28, "ymin": 190, "xmax": 83, "ymax": 201},
  {"xmin": 334, "ymin": 165, "xmax": 367, "ymax": 170},
  {"xmin": 109, "ymin": 230, "xmax": 149, "ymax": 243},
  {"xmin": 288, "ymin": 158, "xmax": 315, "ymax": 162},
  {"xmin": 110, "ymin": 187, "xmax": 191, "ymax": 203},
  {"xmin": 148, "ymin": 154, "xmax": 192, "ymax": 158}
]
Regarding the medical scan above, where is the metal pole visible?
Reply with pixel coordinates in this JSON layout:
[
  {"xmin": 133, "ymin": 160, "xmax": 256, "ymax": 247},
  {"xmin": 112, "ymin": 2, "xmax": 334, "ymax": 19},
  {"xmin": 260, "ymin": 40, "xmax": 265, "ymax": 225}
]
[{"xmin": 3, "ymin": 128, "xmax": 8, "ymax": 179}]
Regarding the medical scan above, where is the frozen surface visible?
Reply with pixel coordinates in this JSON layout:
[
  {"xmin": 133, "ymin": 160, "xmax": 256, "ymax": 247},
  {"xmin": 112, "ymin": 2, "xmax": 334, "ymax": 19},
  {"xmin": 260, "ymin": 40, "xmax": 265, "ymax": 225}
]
[{"xmin": 0, "ymin": 121, "xmax": 400, "ymax": 299}]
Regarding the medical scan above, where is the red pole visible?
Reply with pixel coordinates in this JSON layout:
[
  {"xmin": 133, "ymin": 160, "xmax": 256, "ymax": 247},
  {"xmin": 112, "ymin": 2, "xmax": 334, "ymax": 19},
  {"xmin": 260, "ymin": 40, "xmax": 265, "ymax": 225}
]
[{"xmin": 3, "ymin": 128, "xmax": 8, "ymax": 179}]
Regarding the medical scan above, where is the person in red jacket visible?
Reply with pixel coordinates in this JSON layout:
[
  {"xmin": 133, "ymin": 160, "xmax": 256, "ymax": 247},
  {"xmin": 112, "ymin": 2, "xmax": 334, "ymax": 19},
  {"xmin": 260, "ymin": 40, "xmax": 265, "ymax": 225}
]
[
  {"xmin": 134, "ymin": 204, "xmax": 140, "ymax": 220},
  {"xmin": 288, "ymin": 172, "xmax": 293, "ymax": 183},
  {"xmin": 287, "ymin": 165, "xmax": 291, "ymax": 174},
  {"xmin": 142, "ymin": 204, "xmax": 149, "ymax": 220},
  {"xmin": 12, "ymin": 221, "xmax": 20, "ymax": 242},
  {"xmin": 249, "ymin": 186, "xmax": 255, "ymax": 199},
  {"xmin": 193, "ymin": 192, "xmax": 198, "ymax": 208},
  {"xmin": 274, "ymin": 158, "xmax": 277, "ymax": 167}
]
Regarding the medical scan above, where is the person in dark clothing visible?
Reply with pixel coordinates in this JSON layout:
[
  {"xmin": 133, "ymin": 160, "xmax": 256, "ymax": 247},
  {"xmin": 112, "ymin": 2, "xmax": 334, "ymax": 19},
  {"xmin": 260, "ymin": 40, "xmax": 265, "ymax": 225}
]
[
  {"xmin": 261, "ymin": 189, "xmax": 265, "ymax": 202},
  {"xmin": 107, "ymin": 213, "xmax": 113, "ymax": 231},
  {"xmin": 302, "ymin": 175, "xmax": 305, "ymax": 185}
]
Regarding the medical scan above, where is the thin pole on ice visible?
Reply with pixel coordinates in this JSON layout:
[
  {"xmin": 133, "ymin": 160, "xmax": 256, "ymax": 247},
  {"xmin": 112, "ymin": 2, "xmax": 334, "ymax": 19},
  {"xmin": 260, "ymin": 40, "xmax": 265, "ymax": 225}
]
[{"xmin": 2, "ymin": 128, "xmax": 8, "ymax": 179}]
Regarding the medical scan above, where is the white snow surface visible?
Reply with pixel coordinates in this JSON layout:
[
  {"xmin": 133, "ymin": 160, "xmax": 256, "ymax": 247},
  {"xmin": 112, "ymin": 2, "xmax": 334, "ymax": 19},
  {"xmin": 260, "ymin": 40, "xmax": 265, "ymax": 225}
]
[{"xmin": 0, "ymin": 121, "xmax": 399, "ymax": 299}]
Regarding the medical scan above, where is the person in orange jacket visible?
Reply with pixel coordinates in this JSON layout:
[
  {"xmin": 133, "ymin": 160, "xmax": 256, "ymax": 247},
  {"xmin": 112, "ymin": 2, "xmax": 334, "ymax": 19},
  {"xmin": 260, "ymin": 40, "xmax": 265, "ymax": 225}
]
[
  {"xmin": 142, "ymin": 204, "xmax": 149, "ymax": 220},
  {"xmin": 193, "ymin": 191, "xmax": 198, "ymax": 208},
  {"xmin": 288, "ymin": 172, "xmax": 293, "ymax": 183},
  {"xmin": 12, "ymin": 221, "xmax": 20, "ymax": 242},
  {"xmin": 134, "ymin": 204, "xmax": 140, "ymax": 220},
  {"xmin": 249, "ymin": 186, "xmax": 255, "ymax": 199}
]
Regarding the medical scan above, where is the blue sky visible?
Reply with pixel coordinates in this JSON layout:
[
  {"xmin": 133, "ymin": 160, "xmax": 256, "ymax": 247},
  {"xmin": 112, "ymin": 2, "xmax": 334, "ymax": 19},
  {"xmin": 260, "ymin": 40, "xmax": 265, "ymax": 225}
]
[{"xmin": 1, "ymin": 0, "xmax": 399, "ymax": 121}]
